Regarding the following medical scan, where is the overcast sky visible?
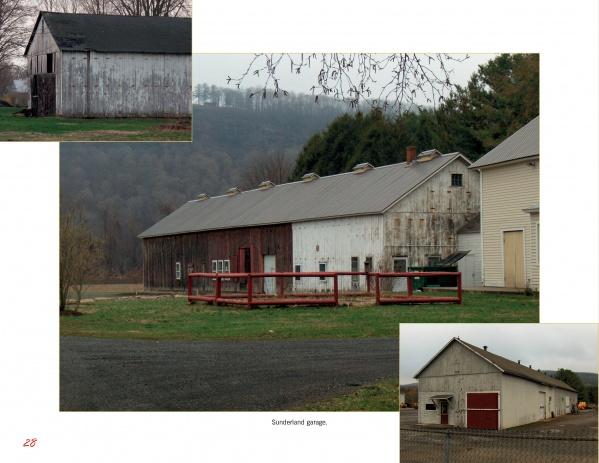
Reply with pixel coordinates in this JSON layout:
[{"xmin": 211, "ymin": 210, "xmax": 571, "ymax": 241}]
[
  {"xmin": 400, "ymin": 324, "xmax": 598, "ymax": 384},
  {"xmin": 193, "ymin": 53, "xmax": 497, "ymax": 105}
]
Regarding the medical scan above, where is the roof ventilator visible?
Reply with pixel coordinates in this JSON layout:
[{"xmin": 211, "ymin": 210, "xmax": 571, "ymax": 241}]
[
  {"xmin": 196, "ymin": 193, "xmax": 209, "ymax": 201},
  {"xmin": 352, "ymin": 162, "xmax": 374, "ymax": 174},
  {"xmin": 301, "ymin": 172, "xmax": 320, "ymax": 183},
  {"xmin": 417, "ymin": 149, "xmax": 442, "ymax": 162},
  {"xmin": 226, "ymin": 187, "xmax": 241, "ymax": 196},
  {"xmin": 258, "ymin": 180, "xmax": 275, "ymax": 190}
]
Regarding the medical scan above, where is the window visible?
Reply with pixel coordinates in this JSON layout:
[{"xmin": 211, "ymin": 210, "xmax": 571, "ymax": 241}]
[
  {"xmin": 425, "ymin": 403, "xmax": 437, "ymax": 411},
  {"xmin": 175, "ymin": 262, "xmax": 182, "ymax": 280},
  {"xmin": 47, "ymin": 53, "xmax": 54, "ymax": 73},
  {"xmin": 217, "ymin": 260, "xmax": 224, "ymax": 273},
  {"xmin": 319, "ymin": 262, "xmax": 327, "ymax": 281},
  {"xmin": 223, "ymin": 260, "xmax": 230, "ymax": 273},
  {"xmin": 294, "ymin": 265, "xmax": 301, "ymax": 281},
  {"xmin": 351, "ymin": 257, "xmax": 359, "ymax": 286},
  {"xmin": 451, "ymin": 173, "xmax": 463, "ymax": 187},
  {"xmin": 211, "ymin": 260, "xmax": 217, "ymax": 273}
]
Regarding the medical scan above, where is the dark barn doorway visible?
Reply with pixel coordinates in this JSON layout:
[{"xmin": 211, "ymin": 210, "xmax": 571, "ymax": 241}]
[{"xmin": 31, "ymin": 73, "xmax": 56, "ymax": 117}]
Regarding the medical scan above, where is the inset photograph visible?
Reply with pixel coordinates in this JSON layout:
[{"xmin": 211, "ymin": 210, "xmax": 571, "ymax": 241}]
[
  {"xmin": 400, "ymin": 323, "xmax": 598, "ymax": 462},
  {"xmin": 0, "ymin": 2, "xmax": 191, "ymax": 141}
]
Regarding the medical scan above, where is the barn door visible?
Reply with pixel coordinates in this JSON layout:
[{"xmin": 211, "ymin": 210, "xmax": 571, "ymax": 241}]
[
  {"xmin": 31, "ymin": 74, "xmax": 56, "ymax": 117},
  {"xmin": 392, "ymin": 257, "xmax": 408, "ymax": 292},
  {"xmin": 503, "ymin": 231, "xmax": 525, "ymax": 288},
  {"xmin": 467, "ymin": 392, "xmax": 499, "ymax": 430},
  {"xmin": 263, "ymin": 255, "xmax": 276, "ymax": 295},
  {"xmin": 440, "ymin": 401, "xmax": 449, "ymax": 425},
  {"xmin": 538, "ymin": 391, "xmax": 547, "ymax": 420}
]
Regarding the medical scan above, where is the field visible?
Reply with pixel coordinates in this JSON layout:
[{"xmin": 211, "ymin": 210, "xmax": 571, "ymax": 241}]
[
  {"xmin": 60, "ymin": 291, "xmax": 539, "ymax": 341},
  {"xmin": 0, "ymin": 107, "xmax": 191, "ymax": 141}
]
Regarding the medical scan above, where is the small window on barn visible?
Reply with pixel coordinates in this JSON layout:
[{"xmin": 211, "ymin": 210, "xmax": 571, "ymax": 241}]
[
  {"xmin": 217, "ymin": 260, "xmax": 224, "ymax": 273},
  {"xmin": 175, "ymin": 262, "xmax": 182, "ymax": 280},
  {"xmin": 294, "ymin": 265, "xmax": 301, "ymax": 280},
  {"xmin": 451, "ymin": 173, "xmax": 463, "ymax": 187},
  {"xmin": 425, "ymin": 403, "xmax": 437, "ymax": 411},
  {"xmin": 223, "ymin": 260, "xmax": 230, "ymax": 273},
  {"xmin": 211, "ymin": 260, "xmax": 217, "ymax": 273},
  {"xmin": 47, "ymin": 53, "xmax": 54, "ymax": 73},
  {"xmin": 319, "ymin": 262, "xmax": 327, "ymax": 281}
]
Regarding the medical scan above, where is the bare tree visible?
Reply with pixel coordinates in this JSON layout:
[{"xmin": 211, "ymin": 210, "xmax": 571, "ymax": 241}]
[
  {"xmin": 0, "ymin": 0, "xmax": 33, "ymax": 75},
  {"xmin": 60, "ymin": 207, "xmax": 103, "ymax": 311},
  {"xmin": 79, "ymin": 0, "xmax": 112, "ymax": 14},
  {"xmin": 237, "ymin": 151, "xmax": 296, "ymax": 190},
  {"xmin": 228, "ymin": 53, "xmax": 469, "ymax": 115},
  {"xmin": 37, "ymin": 0, "xmax": 79, "ymax": 13},
  {"xmin": 109, "ymin": 0, "xmax": 191, "ymax": 16}
]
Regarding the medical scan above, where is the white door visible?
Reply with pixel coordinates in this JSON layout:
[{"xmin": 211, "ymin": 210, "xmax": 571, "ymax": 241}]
[
  {"xmin": 538, "ymin": 391, "xmax": 547, "ymax": 420},
  {"xmin": 392, "ymin": 257, "xmax": 408, "ymax": 292},
  {"xmin": 263, "ymin": 255, "xmax": 276, "ymax": 295}
]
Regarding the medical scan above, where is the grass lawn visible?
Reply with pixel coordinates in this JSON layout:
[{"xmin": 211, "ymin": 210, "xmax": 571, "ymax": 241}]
[
  {"xmin": 60, "ymin": 291, "xmax": 539, "ymax": 341},
  {"xmin": 296, "ymin": 379, "xmax": 399, "ymax": 411},
  {"xmin": 0, "ymin": 107, "xmax": 191, "ymax": 141}
]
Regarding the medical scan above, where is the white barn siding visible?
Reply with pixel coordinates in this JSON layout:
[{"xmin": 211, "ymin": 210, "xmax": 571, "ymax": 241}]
[
  {"xmin": 457, "ymin": 232, "xmax": 482, "ymax": 288},
  {"xmin": 383, "ymin": 158, "xmax": 480, "ymax": 269},
  {"xmin": 59, "ymin": 51, "xmax": 191, "ymax": 117},
  {"xmin": 26, "ymin": 17, "xmax": 61, "ymax": 107},
  {"xmin": 292, "ymin": 216, "xmax": 384, "ymax": 291}
]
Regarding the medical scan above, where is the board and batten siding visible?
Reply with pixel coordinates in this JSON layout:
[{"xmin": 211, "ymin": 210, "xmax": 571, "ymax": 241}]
[
  {"xmin": 26, "ymin": 17, "xmax": 61, "ymax": 107},
  {"xmin": 383, "ymin": 157, "xmax": 480, "ymax": 268},
  {"xmin": 292, "ymin": 215, "xmax": 384, "ymax": 291},
  {"xmin": 59, "ymin": 51, "xmax": 191, "ymax": 117},
  {"xmin": 479, "ymin": 159, "xmax": 539, "ymax": 289},
  {"xmin": 142, "ymin": 224, "xmax": 292, "ymax": 290}
]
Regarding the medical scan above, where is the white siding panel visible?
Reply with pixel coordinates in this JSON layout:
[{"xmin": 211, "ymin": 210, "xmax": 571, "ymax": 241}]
[{"xmin": 292, "ymin": 216, "xmax": 384, "ymax": 291}]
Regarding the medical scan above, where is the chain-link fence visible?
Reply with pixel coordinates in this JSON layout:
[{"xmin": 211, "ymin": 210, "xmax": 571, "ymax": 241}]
[{"xmin": 401, "ymin": 425, "xmax": 598, "ymax": 463}]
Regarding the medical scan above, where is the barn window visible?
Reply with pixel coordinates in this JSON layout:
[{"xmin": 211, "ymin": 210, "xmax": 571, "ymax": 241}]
[
  {"xmin": 425, "ymin": 403, "xmax": 437, "ymax": 411},
  {"xmin": 47, "ymin": 53, "xmax": 54, "ymax": 73},
  {"xmin": 319, "ymin": 262, "xmax": 327, "ymax": 281},
  {"xmin": 351, "ymin": 257, "xmax": 359, "ymax": 286},
  {"xmin": 451, "ymin": 173, "xmax": 463, "ymax": 187},
  {"xmin": 175, "ymin": 262, "xmax": 182, "ymax": 280},
  {"xmin": 211, "ymin": 260, "xmax": 217, "ymax": 273},
  {"xmin": 223, "ymin": 260, "xmax": 230, "ymax": 273},
  {"xmin": 217, "ymin": 260, "xmax": 224, "ymax": 273},
  {"xmin": 294, "ymin": 265, "xmax": 301, "ymax": 280}
]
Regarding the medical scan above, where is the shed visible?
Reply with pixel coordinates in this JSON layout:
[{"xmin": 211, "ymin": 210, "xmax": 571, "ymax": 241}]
[
  {"xmin": 140, "ymin": 148, "xmax": 480, "ymax": 291},
  {"xmin": 24, "ymin": 12, "xmax": 191, "ymax": 117},
  {"xmin": 470, "ymin": 117, "xmax": 539, "ymax": 290},
  {"xmin": 414, "ymin": 337, "xmax": 577, "ymax": 430}
]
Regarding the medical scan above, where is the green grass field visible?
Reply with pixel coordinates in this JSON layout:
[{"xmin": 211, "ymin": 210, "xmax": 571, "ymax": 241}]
[
  {"xmin": 0, "ymin": 107, "xmax": 191, "ymax": 141},
  {"xmin": 297, "ymin": 379, "xmax": 399, "ymax": 411},
  {"xmin": 60, "ymin": 291, "xmax": 539, "ymax": 341}
]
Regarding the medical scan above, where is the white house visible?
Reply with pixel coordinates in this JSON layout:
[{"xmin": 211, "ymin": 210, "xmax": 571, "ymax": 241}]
[{"xmin": 414, "ymin": 337, "xmax": 577, "ymax": 430}]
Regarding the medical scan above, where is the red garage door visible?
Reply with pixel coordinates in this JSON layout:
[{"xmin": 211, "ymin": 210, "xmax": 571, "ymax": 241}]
[{"xmin": 467, "ymin": 392, "xmax": 499, "ymax": 430}]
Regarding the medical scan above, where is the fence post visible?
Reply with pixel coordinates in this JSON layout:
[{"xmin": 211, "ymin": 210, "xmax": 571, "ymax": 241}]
[
  {"xmin": 215, "ymin": 274, "xmax": 221, "ymax": 306},
  {"xmin": 375, "ymin": 274, "xmax": 381, "ymax": 305},
  {"xmin": 333, "ymin": 274, "xmax": 339, "ymax": 306},
  {"xmin": 457, "ymin": 272, "xmax": 462, "ymax": 305},
  {"xmin": 187, "ymin": 274, "xmax": 193, "ymax": 304},
  {"xmin": 247, "ymin": 274, "xmax": 253, "ymax": 309},
  {"xmin": 443, "ymin": 431, "xmax": 451, "ymax": 463}
]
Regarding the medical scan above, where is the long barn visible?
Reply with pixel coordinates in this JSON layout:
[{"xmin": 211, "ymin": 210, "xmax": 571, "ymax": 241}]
[
  {"xmin": 24, "ymin": 12, "xmax": 191, "ymax": 117},
  {"xmin": 140, "ymin": 148, "xmax": 480, "ymax": 291}
]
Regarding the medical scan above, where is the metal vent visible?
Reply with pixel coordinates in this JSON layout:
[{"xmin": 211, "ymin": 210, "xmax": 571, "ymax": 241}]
[
  {"xmin": 301, "ymin": 172, "xmax": 320, "ymax": 182},
  {"xmin": 417, "ymin": 149, "xmax": 442, "ymax": 162},
  {"xmin": 196, "ymin": 193, "xmax": 209, "ymax": 201},
  {"xmin": 352, "ymin": 162, "xmax": 374, "ymax": 173},
  {"xmin": 226, "ymin": 187, "xmax": 241, "ymax": 196},
  {"xmin": 258, "ymin": 180, "xmax": 275, "ymax": 190}
]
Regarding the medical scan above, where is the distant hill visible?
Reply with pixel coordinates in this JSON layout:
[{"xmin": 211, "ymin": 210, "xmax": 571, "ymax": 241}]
[
  {"xmin": 543, "ymin": 371, "xmax": 598, "ymax": 386},
  {"xmin": 60, "ymin": 101, "xmax": 346, "ymax": 277}
]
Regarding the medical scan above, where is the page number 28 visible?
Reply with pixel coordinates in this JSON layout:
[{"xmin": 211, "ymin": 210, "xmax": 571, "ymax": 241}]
[{"xmin": 23, "ymin": 438, "xmax": 37, "ymax": 447}]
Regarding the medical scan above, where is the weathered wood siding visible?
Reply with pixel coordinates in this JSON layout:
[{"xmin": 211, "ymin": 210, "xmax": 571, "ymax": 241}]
[
  {"xmin": 59, "ymin": 51, "xmax": 191, "ymax": 117},
  {"xmin": 383, "ymin": 157, "xmax": 480, "ymax": 269},
  {"xmin": 25, "ymin": 17, "xmax": 61, "ymax": 109},
  {"xmin": 292, "ymin": 216, "xmax": 385, "ymax": 291},
  {"xmin": 142, "ymin": 224, "xmax": 292, "ymax": 290},
  {"xmin": 479, "ymin": 159, "xmax": 539, "ymax": 289}
]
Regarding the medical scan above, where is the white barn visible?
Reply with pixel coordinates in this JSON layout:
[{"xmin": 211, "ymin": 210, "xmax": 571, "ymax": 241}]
[
  {"xmin": 415, "ymin": 338, "xmax": 577, "ymax": 430},
  {"xmin": 24, "ymin": 12, "xmax": 191, "ymax": 117},
  {"xmin": 140, "ymin": 148, "xmax": 480, "ymax": 291}
]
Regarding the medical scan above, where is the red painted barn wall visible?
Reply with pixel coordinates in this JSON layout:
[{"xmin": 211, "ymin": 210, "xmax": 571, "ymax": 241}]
[{"xmin": 142, "ymin": 224, "xmax": 293, "ymax": 290}]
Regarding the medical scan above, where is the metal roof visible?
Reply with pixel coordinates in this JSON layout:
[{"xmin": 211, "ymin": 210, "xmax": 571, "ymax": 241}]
[
  {"xmin": 139, "ymin": 152, "xmax": 469, "ymax": 238},
  {"xmin": 25, "ymin": 12, "xmax": 191, "ymax": 55},
  {"xmin": 415, "ymin": 338, "xmax": 576, "ymax": 393},
  {"xmin": 470, "ymin": 116, "xmax": 539, "ymax": 169}
]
